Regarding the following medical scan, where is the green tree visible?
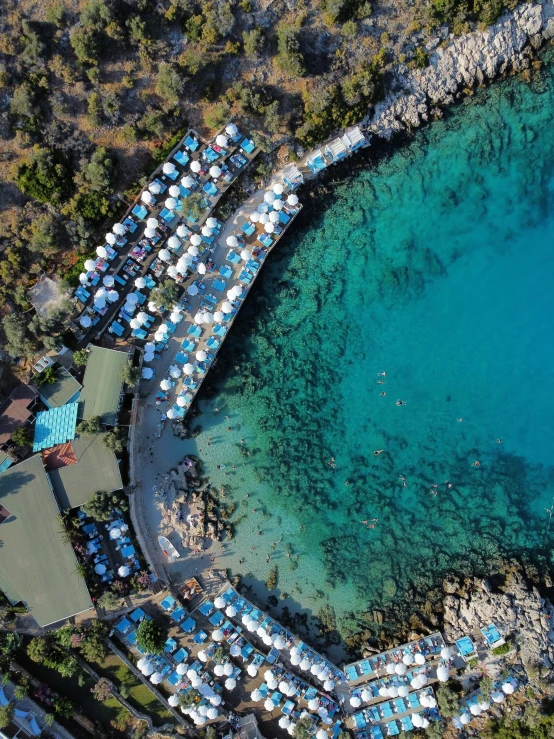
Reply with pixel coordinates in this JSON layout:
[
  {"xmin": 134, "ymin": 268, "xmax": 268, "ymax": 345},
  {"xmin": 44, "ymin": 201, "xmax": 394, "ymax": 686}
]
[
  {"xmin": 82, "ymin": 489, "xmax": 128, "ymax": 521},
  {"xmin": 26, "ymin": 213, "xmax": 59, "ymax": 256},
  {"xmin": 87, "ymin": 93, "xmax": 104, "ymax": 126},
  {"xmin": 203, "ymin": 103, "xmax": 229, "ymax": 131},
  {"xmin": 135, "ymin": 619, "xmax": 166, "ymax": 655},
  {"xmin": 80, "ymin": 620, "xmax": 108, "ymax": 661},
  {"xmin": 243, "ymin": 28, "xmax": 263, "ymax": 57},
  {"xmin": 10, "ymin": 84, "xmax": 36, "ymax": 119},
  {"xmin": 121, "ymin": 362, "xmax": 141, "ymax": 386},
  {"xmin": 11, "ymin": 427, "xmax": 31, "ymax": 446},
  {"xmin": 178, "ymin": 688, "xmax": 201, "ymax": 708},
  {"xmin": 293, "ymin": 716, "xmax": 316, "ymax": 739},
  {"xmin": 436, "ymin": 682, "xmax": 460, "ymax": 718},
  {"xmin": 150, "ymin": 279, "xmax": 179, "ymax": 310},
  {"xmin": 14, "ymin": 683, "xmax": 29, "ymax": 700},
  {"xmin": 156, "ymin": 63, "xmax": 184, "ymax": 104},
  {"xmin": 77, "ymin": 416, "xmax": 103, "ymax": 435},
  {"xmin": 75, "ymin": 148, "xmax": 115, "ymax": 192},
  {"xmin": 424, "ymin": 720, "xmax": 444, "ymax": 739},
  {"xmin": 102, "ymin": 427, "xmax": 127, "ymax": 454},
  {"xmin": 0, "ymin": 633, "xmax": 22, "ymax": 659},
  {"xmin": 15, "ymin": 146, "xmax": 73, "ymax": 205},
  {"xmin": 2, "ymin": 314, "xmax": 38, "ymax": 358},
  {"xmin": 44, "ymin": 713, "xmax": 55, "ymax": 727},
  {"xmin": 0, "ymin": 703, "xmax": 14, "ymax": 730},
  {"xmin": 276, "ymin": 25, "xmax": 305, "ymax": 77},
  {"xmin": 264, "ymin": 100, "xmax": 280, "ymax": 135},
  {"xmin": 97, "ymin": 590, "xmax": 119, "ymax": 610},
  {"xmin": 27, "ymin": 636, "xmax": 54, "ymax": 664},
  {"xmin": 73, "ymin": 349, "xmax": 89, "ymax": 367},
  {"xmin": 70, "ymin": 27, "xmax": 99, "ymax": 64}
]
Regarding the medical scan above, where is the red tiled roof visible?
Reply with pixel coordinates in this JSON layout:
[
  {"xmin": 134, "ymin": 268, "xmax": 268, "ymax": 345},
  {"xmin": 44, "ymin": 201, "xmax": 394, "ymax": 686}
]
[
  {"xmin": 42, "ymin": 442, "xmax": 77, "ymax": 472},
  {"xmin": 0, "ymin": 385, "xmax": 38, "ymax": 445}
]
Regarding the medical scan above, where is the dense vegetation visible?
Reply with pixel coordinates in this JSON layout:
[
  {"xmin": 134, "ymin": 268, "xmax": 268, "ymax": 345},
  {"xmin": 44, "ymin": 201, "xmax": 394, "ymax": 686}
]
[{"xmin": 0, "ymin": 0, "xmax": 523, "ymax": 372}]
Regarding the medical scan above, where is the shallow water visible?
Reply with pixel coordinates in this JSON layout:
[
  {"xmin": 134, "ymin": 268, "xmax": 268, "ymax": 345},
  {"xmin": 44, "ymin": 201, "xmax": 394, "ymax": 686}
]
[{"xmin": 186, "ymin": 60, "xmax": 554, "ymax": 639}]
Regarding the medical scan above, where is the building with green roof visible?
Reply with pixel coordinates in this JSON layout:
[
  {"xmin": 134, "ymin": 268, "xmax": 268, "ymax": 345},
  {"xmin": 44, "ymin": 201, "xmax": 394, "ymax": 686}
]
[
  {"xmin": 78, "ymin": 346, "xmax": 129, "ymax": 425},
  {"xmin": 49, "ymin": 433, "xmax": 123, "ymax": 510},
  {"xmin": 36, "ymin": 367, "xmax": 81, "ymax": 409},
  {"xmin": 0, "ymin": 455, "xmax": 92, "ymax": 627}
]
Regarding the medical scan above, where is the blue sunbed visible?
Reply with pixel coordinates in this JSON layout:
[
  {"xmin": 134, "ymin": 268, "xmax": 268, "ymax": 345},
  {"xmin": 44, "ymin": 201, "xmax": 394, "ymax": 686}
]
[
  {"xmin": 130, "ymin": 607, "xmax": 145, "ymax": 622},
  {"xmin": 123, "ymin": 218, "xmax": 137, "ymax": 232},
  {"xmin": 165, "ymin": 168, "xmax": 178, "ymax": 180},
  {"xmin": 203, "ymin": 182, "xmax": 219, "ymax": 197},
  {"xmin": 167, "ymin": 671, "xmax": 181, "ymax": 686},
  {"xmin": 188, "ymin": 325, "xmax": 202, "ymax": 337},
  {"xmin": 212, "ymin": 278, "xmax": 226, "ymax": 292},
  {"xmin": 199, "ymin": 600, "xmax": 214, "ymax": 616},
  {"xmin": 193, "ymin": 630, "xmax": 208, "ymax": 644},
  {"xmin": 181, "ymin": 617, "xmax": 196, "ymax": 633},
  {"xmin": 354, "ymin": 713, "xmax": 367, "ymax": 729},
  {"xmin": 226, "ymin": 250, "xmax": 241, "ymax": 264},
  {"xmin": 174, "ymin": 150, "xmax": 189, "ymax": 166},
  {"xmin": 241, "ymin": 222, "xmax": 255, "ymax": 236},
  {"xmin": 174, "ymin": 647, "xmax": 188, "ymax": 663},
  {"xmin": 380, "ymin": 702, "xmax": 393, "ymax": 719},
  {"xmin": 185, "ymin": 135, "xmax": 199, "ymax": 151},
  {"xmin": 206, "ymin": 337, "xmax": 220, "ymax": 349},
  {"xmin": 279, "ymin": 210, "xmax": 291, "ymax": 224},
  {"xmin": 241, "ymin": 138, "xmax": 255, "ymax": 154},
  {"xmin": 132, "ymin": 205, "xmax": 148, "ymax": 219},
  {"xmin": 209, "ymin": 610, "xmax": 224, "ymax": 626},
  {"xmin": 386, "ymin": 721, "xmax": 400, "ymax": 737},
  {"xmin": 219, "ymin": 265, "xmax": 232, "ymax": 279},
  {"xmin": 115, "ymin": 617, "xmax": 132, "ymax": 634},
  {"xmin": 400, "ymin": 716, "xmax": 413, "ymax": 732},
  {"xmin": 204, "ymin": 146, "xmax": 220, "ymax": 162},
  {"xmin": 213, "ymin": 324, "xmax": 227, "ymax": 336},
  {"xmin": 114, "ymin": 274, "xmax": 127, "ymax": 286}
]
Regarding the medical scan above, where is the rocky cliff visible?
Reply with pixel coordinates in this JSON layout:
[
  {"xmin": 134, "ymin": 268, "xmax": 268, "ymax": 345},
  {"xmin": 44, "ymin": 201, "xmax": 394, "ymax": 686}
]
[{"xmin": 367, "ymin": 1, "xmax": 554, "ymax": 138}]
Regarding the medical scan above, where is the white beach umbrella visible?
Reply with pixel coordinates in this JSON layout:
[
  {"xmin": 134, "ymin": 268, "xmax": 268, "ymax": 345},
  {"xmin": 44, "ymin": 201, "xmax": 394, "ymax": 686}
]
[
  {"xmin": 226, "ymin": 605, "xmax": 237, "ymax": 617},
  {"xmin": 221, "ymin": 301, "xmax": 233, "ymax": 314},
  {"xmin": 470, "ymin": 703, "xmax": 481, "ymax": 716},
  {"xmin": 137, "ymin": 658, "xmax": 149, "ymax": 671},
  {"xmin": 165, "ymin": 198, "xmax": 178, "ymax": 211},
  {"xmin": 130, "ymin": 318, "xmax": 141, "ymax": 330},
  {"xmin": 186, "ymin": 669, "xmax": 197, "ymax": 680},
  {"xmin": 79, "ymin": 315, "xmax": 92, "ymax": 328},
  {"xmin": 197, "ymin": 650, "xmax": 207, "ymax": 663},
  {"xmin": 441, "ymin": 646, "xmax": 452, "ymax": 660},
  {"xmin": 206, "ymin": 217, "xmax": 218, "ymax": 229},
  {"xmin": 257, "ymin": 202, "xmax": 268, "ymax": 214},
  {"xmin": 142, "ymin": 663, "xmax": 154, "ymax": 676},
  {"xmin": 279, "ymin": 716, "xmax": 291, "ymax": 729},
  {"xmin": 310, "ymin": 663, "xmax": 320, "ymax": 676},
  {"xmin": 154, "ymin": 331, "xmax": 166, "ymax": 342},
  {"xmin": 274, "ymin": 635, "xmax": 286, "ymax": 650},
  {"xmin": 398, "ymin": 685, "xmax": 409, "ymax": 698},
  {"xmin": 105, "ymin": 232, "xmax": 116, "ymax": 245},
  {"xmin": 250, "ymin": 211, "xmax": 260, "ymax": 222},
  {"xmin": 163, "ymin": 162, "xmax": 176, "ymax": 175},
  {"xmin": 403, "ymin": 654, "xmax": 413, "ymax": 666},
  {"xmin": 379, "ymin": 687, "xmax": 389, "ymax": 697},
  {"xmin": 395, "ymin": 663, "xmax": 407, "ymax": 676},
  {"xmin": 94, "ymin": 298, "xmax": 106, "ymax": 310},
  {"xmin": 166, "ymin": 409, "xmax": 176, "ymax": 420},
  {"xmin": 118, "ymin": 565, "xmax": 130, "ymax": 577},
  {"xmin": 194, "ymin": 312, "xmax": 206, "ymax": 325},
  {"xmin": 258, "ymin": 212, "xmax": 269, "ymax": 225},
  {"xmin": 150, "ymin": 672, "xmax": 163, "ymax": 684},
  {"xmin": 141, "ymin": 190, "xmax": 154, "ymax": 204},
  {"xmin": 251, "ymin": 689, "xmax": 263, "ymax": 702},
  {"xmin": 418, "ymin": 674, "xmax": 428, "ymax": 686},
  {"xmin": 183, "ymin": 363, "xmax": 194, "ymax": 375},
  {"xmin": 149, "ymin": 181, "xmax": 162, "ymax": 194},
  {"xmin": 269, "ymin": 210, "xmax": 280, "ymax": 223},
  {"xmin": 421, "ymin": 718, "xmax": 430, "ymax": 729},
  {"xmin": 411, "ymin": 713, "xmax": 423, "ymax": 728},
  {"xmin": 167, "ymin": 235, "xmax": 181, "ymax": 250},
  {"xmin": 176, "ymin": 664, "xmax": 187, "ymax": 675},
  {"xmin": 273, "ymin": 182, "xmax": 284, "ymax": 195},
  {"xmin": 420, "ymin": 694, "xmax": 431, "ymax": 708},
  {"xmin": 299, "ymin": 658, "xmax": 311, "ymax": 671},
  {"xmin": 350, "ymin": 696, "xmax": 361, "ymax": 707},
  {"xmin": 106, "ymin": 289, "xmax": 118, "ymax": 302},
  {"xmin": 213, "ymin": 311, "xmax": 225, "ymax": 322},
  {"xmin": 285, "ymin": 685, "xmax": 296, "ymax": 697},
  {"xmin": 265, "ymin": 222, "xmax": 275, "ymax": 233},
  {"xmin": 190, "ymin": 160, "xmax": 201, "ymax": 173},
  {"xmin": 247, "ymin": 620, "xmax": 258, "ymax": 632},
  {"xmin": 291, "ymin": 653, "xmax": 301, "ymax": 666},
  {"xmin": 102, "ymin": 275, "xmax": 114, "ymax": 288},
  {"xmin": 308, "ymin": 699, "xmax": 319, "ymax": 711},
  {"xmin": 316, "ymin": 731, "xmax": 327, "ymax": 739},
  {"xmin": 436, "ymin": 664, "xmax": 449, "ymax": 682},
  {"xmin": 181, "ymin": 175, "xmax": 194, "ymax": 188},
  {"xmin": 240, "ymin": 249, "xmax": 252, "ymax": 262},
  {"xmin": 287, "ymin": 724, "xmax": 297, "ymax": 736},
  {"xmin": 479, "ymin": 700, "xmax": 491, "ymax": 711},
  {"xmin": 361, "ymin": 688, "xmax": 372, "ymax": 702},
  {"xmin": 214, "ymin": 665, "xmax": 225, "ymax": 677},
  {"xmin": 287, "ymin": 193, "xmax": 299, "ymax": 205},
  {"xmin": 264, "ymin": 191, "xmax": 275, "ymax": 204},
  {"xmin": 210, "ymin": 694, "xmax": 222, "ymax": 706},
  {"xmin": 113, "ymin": 222, "xmax": 126, "ymax": 235},
  {"xmin": 264, "ymin": 669, "xmax": 275, "ymax": 681},
  {"xmin": 145, "ymin": 342, "xmax": 156, "ymax": 352},
  {"xmin": 144, "ymin": 228, "xmax": 156, "ymax": 239},
  {"xmin": 224, "ymin": 677, "xmax": 236, "ymax": 691},
  {"xmin": 323, "ymin": 679, "xmax": 334, "ymax": 691},
  {"xmin": 279, "ymin": 681, "xmax": 290, "ymax": 694},
  {"xmin": 502, "ymin": 682, "xmax": 514, "ymax": 695},
  {"xmin": 226, "ymin": 123, "xmax": 238, "ymax": 136},
  {"xmin": 191, "ymin": 233, "xmax": 202, "ymax": 246},
  {"xmin": 187, "ymin": 283, "xmax": 199, "ymax": 296},
  {"xmin": 160, "ymin": 379, "xmax": 171, "ymax": 391},
  {"xmin": 414, "ymin": 653, "xmax": 426, "ymax": 665},
  {"xmin": 168, "ymin": 694, "xmax": 180, "ymax": 707},
  {"xmin": 209, "ymin": 165, "xmax": 222, "ymax": 178},
  {"xmin": 169, "ymin": 310, "xmax": 181, "ymax": 323},
  {"xmin": 177, "ymin": 258, "xmax": 190, "ymax": 274},
  {"xmin": 267, "ymin": 678, "xmax": 278, "ymax": 690},
  {"xmin": 212, "ymin": 629, "xmax": 223, "ymax": 642},
  {"xmin": 264, "ymin": 698, "xmax": 274, "ymax": 712},
  {"xmin": 147, "ymin": 218, "xmax": 159, "ymax": 229},
  {"xmin": 460, "ymin": 713, "xmax": 471, "ymax": 725},
  {"xmin": 247, "ymin": 664, "xmax": 258, "ymax": 677},
  {"xmin": 167, "ymin": 266, "xmax": 179, "ymax": 278},
  {"xmin": 207, "ymin": 706, "xmax": 219, "ymax": 719},
  {"xmin": 216, "ymin": 134, "xmax": 228, "ymax": 148},
  {"xmin": 169, "ymin": 185, "xmax": 180, "ymax": 198},
  {"xmin": 226, "ymin": 235, "xmax": 239, "ymax": 247},
  {"xmin": 85, "ymin": 259, "xmax": 97, "ymax": 272},
  {"xmin": 96, "ymin": 246, "xmax": 108, "ymax": 259},
  {"xmin": 410, "ymin": 676, "xmax": 422, "ymax": 689},
  {"xmin": 133, "ymin": 276, "xmax": 146, "ymax": 289},
  {"xmin": 223, "ymin": 662, "xmax": 233, "ymax": 677},
  {"xmin": 79, "ymin": 273, "xmax": 89, "ymax": 284},
  {"xmin": 197, "ymin": 262, "xmax": 206, "ymax": 275},
  {"xmin": 201, "ymin": 225, "xmax": 213, "ymax": 237},
  {"xmin": 273, "ymin": 198, "xmax": 284, "ymax": 210}
]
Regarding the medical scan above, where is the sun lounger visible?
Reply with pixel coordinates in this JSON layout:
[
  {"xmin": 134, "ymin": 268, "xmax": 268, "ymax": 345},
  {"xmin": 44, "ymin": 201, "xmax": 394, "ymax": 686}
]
[
  {"xmin": 164, "ymin": 637, "xmax": 178, "ymax": 653},
  {"xmin": 241, "ymin": 138, "xmax": 255, "ymax": 154},
  {"xmin": 407, "ymin": 693, "xmax": 420, "ymax": 708},
  {"xmin": 132, "ymin": 328, "xmax": 148, "ymax": 339},
  {"xmin": 212, "ymin": 278, "xmax": 226, "ymax": 292},
  {"xmin": 213, "ymin": 323, "xmax": 227, "ymax": 336},
  {"xmin": 240, "ymin": 643, "xmax": 254, "ymax": 660},
  {"xmin": 369, "ymin": 727, "xmax": 384, "ymax": 739},
  {"xmin": 209, "ymin": 610, "xmax": 224, "ymax": 626},
  {"xmin": 165, "ymin": 168, "xmax": 179, "ymax": 180},
  {"xmin": 203, "ymin": 182, "xmax": 219, "ymax": 197},
  {"xmin": 242, "ymin": 222, "xmax": 255, "ymax": 236},
  {"xmin": 185, "ymin": 135, "xmax": 199, "ymax": 151},
  {"xmin": 132, "ymin": 205, "xmax": 148, "ymax": 219},
  {"xmin": 181, "ymin": 616, "xmax": 196, "ymax": 633},
  {"xmin": 386, "ymin": 721, "xmax": 400, "ymax": 737},
  {"xmin": 199, "ymin": 600, "xmax": 214, "ymax": 616},
  {"xmin": 279, "ymin": 210, "xmax": 291, "ymax": 224},
  {"xmin": 219, "ymin": 265, "xmax": 233, "ymax": 279},
  {"xmin": 204, "ymin": 146, "xmax": 220, "ymax": 162},
  {"xmin": 380, "ymin": 702, "xmax": 393, "ymax": 719},
  {"xmin": 174, "ymin": 150, "xmax": 189, "ymax": 166},
  {"xmin": 188, "ymin": 325, "xmax": 202, "ymax": 337},
  {"xmin": 174, "ymin": 647, "xmax": 188, "ymax": 663},
  {"xmin": 226, "ymin": 250, "xmax": 241, "ymax": 264},
  {"xmin": 161, "ymin": 595, "xmax": 176, "ymax": 611},
  {"xmin": 400, "ymin": 715, "xmax": 413, "ymax": 732}
]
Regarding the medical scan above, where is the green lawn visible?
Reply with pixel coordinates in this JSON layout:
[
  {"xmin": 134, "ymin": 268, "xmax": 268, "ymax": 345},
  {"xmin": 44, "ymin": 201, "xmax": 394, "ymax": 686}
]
[{"xmin": 89, "ymin": 653, "xmax": 173, "ymax": 725}]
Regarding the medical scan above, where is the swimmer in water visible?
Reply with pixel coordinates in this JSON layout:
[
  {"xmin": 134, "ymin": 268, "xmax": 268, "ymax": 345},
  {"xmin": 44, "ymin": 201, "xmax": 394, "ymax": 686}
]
[
  {"xmin": 396, "ymin": 400, "xmax": 407, "ymax": 406},
  {"xmin": 473, "ymin": 461, "xmax": 481, "ymax": 467},
  {"xmin": 377, "ymin": 372, "xmax": 386, "ymax": 376},
  {"xmin": 373, "ymin": 450, "xmax": 384, "ymax": 456},
  {"xmin": 496, "ymin": 438, "xmax": 503, "ymax": 444},
  {"xmin": 457, "ymin": 418, "xmax": 463, "ymax": 422},
  {"xmin": 377, "ymin": 380, "xmax": 385, "ymax": 385},
  {"xmin": 379, "ymin": 392, "xmax": 386, "ymax": 397}
]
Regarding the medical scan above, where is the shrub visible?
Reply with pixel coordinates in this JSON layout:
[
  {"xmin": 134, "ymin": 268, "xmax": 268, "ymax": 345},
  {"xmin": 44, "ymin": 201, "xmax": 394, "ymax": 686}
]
[
  {"xmin": 204, "ymin": 103, "xmax": 230, "ymax": 131},
  {"xmin": 243, "ymin": 28, "xmax": 263, "ymax": 57},
  {"xmin": 70, "ymin": 26, "xmax": 98, "ymax": 64},
  {"xmin": 411, "ymin": 46, "xmax": 430, "ymax": 69},
  {"xmin": 102, "ymin": 427, "xmax": 127, "ymax": 454},
  {"xmin": 92, "ymin": 677, "xmax": 112, "ymax": 702},
  {"xmin": 293, "ymin": 716, "xmax": 316, "ymax": 739},
  {"xmin": 121, "ymin": 362, "xmax": 141, "ymax": 386},
  {"xmin": 33, "ymin": 366, "xmax": 58, "ymax": 386},
  {"xmin": 492, "ymin": 640, "xmax": 513, "ymax": 656},
  {"xmin": 0, "ymin": 704, "xmax": 14, "ymax": 730},
  {"xmin": 11, "ymin": 427, "xmax": 31, "ymax": 446},
  {"xmin": 150, "ymin": 279, "xmax": 179, "ymax": 309},
  {"xmin": 73, "ymin": 349, "xmax": 89, "ymax": 367},
  {"xmin": 82, "ymin": 489, "xmax": 128, "ymax": 521},
  {"xmin": 135, "ymin": 619, "xmax": 166, "ymax": 654},
  {"xmin": 436, "ymin": 682, "xmax": 461, "ymax": 718},
  {"xmin": 15, "ymin": 146, "xmax": 73, "ymax": 205},
  {"xmin": 179, "ymin": 688, "xmax": 201, "ymax": 708},
  {"xmin": 156, "ymin": 63, "xmax": 184, "ymax": 104}
]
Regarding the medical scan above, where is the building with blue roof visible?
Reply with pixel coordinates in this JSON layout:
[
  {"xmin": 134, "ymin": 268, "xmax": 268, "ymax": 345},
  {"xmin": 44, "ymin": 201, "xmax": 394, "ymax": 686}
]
[{"xmin": 33, "ymin": 403, "xmax": 78, "ymax": 452}]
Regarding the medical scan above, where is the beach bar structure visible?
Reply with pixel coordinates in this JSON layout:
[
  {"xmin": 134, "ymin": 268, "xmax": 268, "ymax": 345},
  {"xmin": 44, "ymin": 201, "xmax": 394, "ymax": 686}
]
[
  {"xmin": 325, "ymin": 137, "xmax": 348, "ymax": 163},
  {"xmin": 342, "ymin": 126, "xmax": 367, "ymax": 152},
  {"xmin": 282, "ymin": 163, "xmax": 304, "ymax": 190}
]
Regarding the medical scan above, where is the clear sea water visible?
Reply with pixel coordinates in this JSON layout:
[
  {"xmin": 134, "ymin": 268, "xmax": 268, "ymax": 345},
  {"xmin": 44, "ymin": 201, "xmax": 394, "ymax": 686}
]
[{"xmin": 185, "ymin": 58, "xmax": 554, "ymax": 642}]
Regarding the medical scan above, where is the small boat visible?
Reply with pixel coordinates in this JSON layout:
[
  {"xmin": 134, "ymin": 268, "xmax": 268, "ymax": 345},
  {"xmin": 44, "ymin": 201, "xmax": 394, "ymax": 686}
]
[{"xmin": 158, "ymin": 536, "xmax": 180, "ymax": 561}]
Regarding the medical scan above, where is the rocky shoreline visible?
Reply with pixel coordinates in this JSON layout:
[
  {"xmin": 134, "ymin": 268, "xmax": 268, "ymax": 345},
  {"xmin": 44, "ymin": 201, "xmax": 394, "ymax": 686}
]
[{"xmin": 364, "ymin": 1, "xmax": 554, "ymax": 139}]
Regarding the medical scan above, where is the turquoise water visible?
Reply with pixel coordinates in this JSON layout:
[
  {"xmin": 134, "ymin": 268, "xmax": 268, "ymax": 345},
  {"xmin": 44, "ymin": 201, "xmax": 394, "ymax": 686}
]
[{"xmin": 189, "ymin": 61, "xmax": 554, "ymax": 639}]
